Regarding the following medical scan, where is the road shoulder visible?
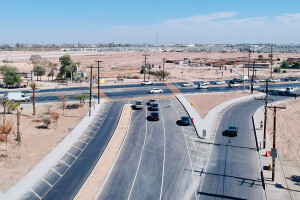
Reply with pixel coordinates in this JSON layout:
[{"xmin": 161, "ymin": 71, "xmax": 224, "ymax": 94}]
[{"xmin": 74, "ymin": 104, "xmax": 132, "ymax": 200}]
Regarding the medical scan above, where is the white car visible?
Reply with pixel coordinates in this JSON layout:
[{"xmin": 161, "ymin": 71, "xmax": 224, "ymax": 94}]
[
  {"xmin": 215, "ymin": 80, "xmax": 226, "ymax": 85},
  {"xmin": 286, "ymin": 87, "xmax": 295, "ymax": 92},
  {"xmin": 26, "ymin": 88, "xmax": 40, "ymax": 93},
  {"xmin": 247, "ymin": 84, "xmax": 260, "ymax": 90},
  {"xmin": 266, "ymin": 78, "xmax": 280, "ymax": 82},
  {"xmin": 182, "ymin": 82, "xmax": 194, "ymax": 87},
  {"xmin": 228, "ymin": 83, "xmax": 241, "ymax": 88},
  {"xmin": 141, "ymin": 80, "xmax": 155, "ymax": 85},
  {"xmin": 149, "ymin": 88, "xmax": 163, "ymax": 93},
  {"xmin": 199, "ymin": 81, "xmax": 210, "ymax": 85},
  {"xmin": 197, "ymin": 84, "xmax": 210, "ymax": 89}
]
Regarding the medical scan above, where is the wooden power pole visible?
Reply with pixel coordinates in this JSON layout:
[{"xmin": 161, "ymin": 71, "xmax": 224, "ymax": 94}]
[
  {"xmin": 94, "ymin": 60, "xmax": 103, "ymax": 104},
  {"xmin": 142, "ymin": 54, "xmax": 149, "ymax": 81},
  {"xmin": 267, "ymin": 105, "xmax": 286, "ymax": 181},
  {"xmin": 162, "ymin": 58, "xmax": 166, "ymax": 82}
]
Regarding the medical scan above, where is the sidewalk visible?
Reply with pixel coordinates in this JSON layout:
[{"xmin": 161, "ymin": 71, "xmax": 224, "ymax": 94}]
[
  {"xmin": 1, "ymin": 100, "xmax": 106, "ymax": 200},
  {"xmin": 253, "ymin": 105, "xmax": 293, "ymax": 200}
]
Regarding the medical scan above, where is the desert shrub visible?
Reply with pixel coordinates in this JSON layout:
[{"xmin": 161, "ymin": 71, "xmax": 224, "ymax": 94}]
[
  {"xmin": 66, "ymin": 104, "xmax": 80, "ymax": 109},
  {"xmin": 41, "ymin": 115, "xmax": 51, "ymax": 128},
  {"xmin": 75, "ymin": 93, "xmax": 89, "ymax": 106},
  {"xmin": 132, "ymin": 75, "xmax": 140, "ymax": 79},
  {"xmin": 50, "ymin": 111, "xmax": 60, "ymax": 123},
  {"xmin": 273, "ymin": 67, "xmax": 281, "ymax": 73},
  {"xmin": 0, "ymin": 121, "xmax": 14, "ymax": 150},
  {"xmin": 282, "ymin": 70, "xmax": 287, "ymax": 73},
  {"xmin": 58, "ymin": 94, "xmax": 69, "ymax": 112}
]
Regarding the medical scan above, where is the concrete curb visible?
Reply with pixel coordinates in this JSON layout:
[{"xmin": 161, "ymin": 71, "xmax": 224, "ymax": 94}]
[
  {"xmin": 1, "ymin": 100, "xmax": 106, "ymax": 200},
  {"xmin": 176, "ymin": 93, "xmax": 265, "ymax": 139}
]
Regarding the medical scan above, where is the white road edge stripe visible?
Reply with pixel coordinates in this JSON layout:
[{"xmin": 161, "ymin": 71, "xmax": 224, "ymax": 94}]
[{"xmin": 159, "ymin": 100, "xmax": 167, "ymax": 200}]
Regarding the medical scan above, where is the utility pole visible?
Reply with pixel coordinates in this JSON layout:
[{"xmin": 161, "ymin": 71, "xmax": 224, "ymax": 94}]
[
  {"xmin": 162, "ymin": 58, "xmax": 165, "ymax": 82},
  {"xmin": 95, "ymin": 60, "xmax": 103, "ymax": 104},
  {"xmin": 267, "ymin": 105, "xmax": 286, "ymax": 181},
  {"xmin": 270, "ymin": 45, "xmax": 273, "ymax": 78},
  {"xmin": 251, "ymin": 60, "xmax": 255, "ymax": 94},
  {"xmin": 142, "ymin": 54, "xmax": 149, "ymax": 81},
  {"xmin": 248, "ymin": 46, "xmax": 251, "ymax": 77},
  {"xmin": 89, "ymin": 66, "xmax": 92, "ymax": 116},
  {"xmin": 263, "ymin": 81, "xmax": 269, "ymax": 149}
]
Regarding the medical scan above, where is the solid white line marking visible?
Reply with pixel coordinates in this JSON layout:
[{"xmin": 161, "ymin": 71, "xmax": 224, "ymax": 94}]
[
  {"xmin": 188, "ymin": 146, "xmax": 209, "ymax": 154},
  {"xmin": 127, "ymin": 105, "xmax": 148, "ymax": 200},
  {"xmin": 30, "ymin": 189, "xmax": 42, "ymax": 200},
  {"xmin": 72, "ymin": 145, "xmax": 83, "ymax": 151},
  {"xmin": 60, "ymin": 160, "xmax": 71, "ymax": 167},
  {"xmin": 51, "ymin": 168, "xmax": 62, "ymax": 177},
  {"xmin": 66, "ymin": 151, "xmax": 78, "ymax": 159},
  {"xmin": 42, "ymin": 178, "xmax": 53, "ymax": 187},
  {"xmin": 78, "ymin": 139, "xmax": 88, "ymax": 145},
  {"xmin": 83, "ymin": 134, "xmax": 93, "ymax": 139},
  {"xmin": 159, "ymin": 101, "xmax": 167, "ymax": 200}
]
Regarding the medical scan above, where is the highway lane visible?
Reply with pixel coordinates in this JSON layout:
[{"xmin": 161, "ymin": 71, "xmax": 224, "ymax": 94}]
[
  {"xmin": 98, "ymin": 98, "xmax": 198, "ymax": 200},
  {"xmin": 199, "ymin": 99, "xmax": 266, "ymax": 199}
]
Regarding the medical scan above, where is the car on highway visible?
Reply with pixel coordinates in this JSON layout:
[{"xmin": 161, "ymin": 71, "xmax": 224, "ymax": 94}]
[
  {"xmin": 197, "ymin": 84, "xmax": 210, "ymax": 89},
  {"xmin": 286, "ymin": 87, "xmax": 295, "ymax": 92},
  {"xmin": 230, "ymin": 78, "xmax": 244, "ymax": 83},
  {"xmin": 266, "ymin": 78, "xmax": 280, "ymax": 82},
  {"xmin": 150, "ymin": 112, "xmax": 159, "ymax": 121},
  {"xmin": 149, "ymin": 103, "xmax": 159, "ymax": 111},
  {"xmin": 141, "ymin": 80, "xmax": 155, "ymax": 85},
  {"xmin": 133, "ymin": 100, "xmax": 143, "ymax": 110},
  {"xmin": 26, "ymin": 88, "xmax": 40, "ymax": 93},
  {"xmin": 228, "ymin": 126, "xmax": 239, "ymax": 136},
  {"xmin": 199, "ymin": 81, "xmax": 210, "ymax": 85},
  {"xmin": 228, "ymin": 83, "xmax": 241, "ymax": 88},
  {"xmin": 285, "ymin": 77, "xmax": 298, "ymax": 81},
  {"xmin": 215, "ymin": 80, "xmax": 226, "ymax": 85},
  {"xmin": 181, "ymin": 116, "xmax": 191, "ymax": 126},
  {"xmin": 182, "ymin": 82, "xmax": 194, "ymax": 87},
  {"xmin": 254, "ymin": 79, "xmax": 263, "ymax": 83},
  {"xmin": 247, "ymin": 84, "xmax": 260, "ymax": 90},
  {"xmin": 149, "ymin": 88, "xmax": 163, "ymax": 93},
  {"xmin": 147, "ymin": 99, "xmax": 156, "ymax": 106},
  {"xmin": 4, "ymin": 92, "xmax": 30, "ymax": 102}
]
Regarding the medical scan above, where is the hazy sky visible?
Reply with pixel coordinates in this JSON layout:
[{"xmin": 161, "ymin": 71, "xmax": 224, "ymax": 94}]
[{"xmin": 1, "ymin": 0, "xmax": 300, "ymax": 44}]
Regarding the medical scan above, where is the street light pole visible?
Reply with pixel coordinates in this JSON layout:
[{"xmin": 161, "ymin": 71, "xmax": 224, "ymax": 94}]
[
  {"xmin": 89, "ymin": 65, "xmax": 92, "ymax": 116},
  {"xmin": 162, "ymin": 58, "xmax": 165, "ymax": 82},
  {"xmin": 95, "ymin": 60, "xmax": 102, "ymax": 104}
]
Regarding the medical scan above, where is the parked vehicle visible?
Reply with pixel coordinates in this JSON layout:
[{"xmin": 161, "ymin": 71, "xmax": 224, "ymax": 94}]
[
  {"xmin": 182, "ymin": 82, "xmax": 194, "ymax": 87},
  {"xmin": 240, "ymin": 75, "xmax": 248, "ymax": 81},
  {"xmin": 228, "ymin": 83, "xmax": 241, "ymax": 88},
  {"xmin": 181, "ymin": 116, "xmax": 191, "ymax": 126},
  {"xmin": 228, "ymin": 126, "xmax": 239, "ymax": 136},
  {"xmin": 133, "ymin": 100, "xmax": 143, "ymax": 110},
  {"xmin": 150, "ymin": 112, "xmax": 159, "ymax": 121},
  {"xmin": 149, "ymin": 103, "xmax": 159, "ymax": 111},
  {"xmin": 149, "ymin": 88, "xmax": 163, "ymax": 93},
  {"xmin": 254, "ymin": 79, "xmax": 262, "ymax": 83},
  {"xmin": 141, "ymin": 80, "xmax": 155, "ymax": 85},
  {"xmin": 147, "ymin": 99, "xmax": 156, "ymax": 106},
  {"xmin": 197, "ymin": 84, "xmax": 210, "ymax": 89},
  {"xmin": 4, "ymin": 92, "xmax": 30, "ymax": 102},
  {"xmin": 215, "ymin": 80, "xmax": 226, "ymax": 85},
  {"xmin": 286, "ymin": 87, "xmax": 295, "ymax": 92},
  {"xmin": 285, "ymin": 77, "xmax": 297, "ymax": 81},
  {"xmin": 26, "ymin": 88, "xmax": 40, "ymax": 93}
]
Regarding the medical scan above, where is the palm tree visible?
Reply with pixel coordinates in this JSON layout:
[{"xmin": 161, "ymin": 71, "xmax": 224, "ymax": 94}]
[{"xmin": 31, "ymin": 82, "xmax": 37, "ymax": 115}]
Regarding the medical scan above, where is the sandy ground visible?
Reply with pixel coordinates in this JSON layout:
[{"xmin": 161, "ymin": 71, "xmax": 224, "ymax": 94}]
[
  {"xmin": 266, "ymin": 99, "xmax": 300, "ymax": 192},
  {"xmin": 0, "ymin": 102, "xmax": 89, "ymax": 192},
  {"xmin": 1, "ymin": 51, "xmax": 300, "ymax": 84},
  {"xmin": 75, "ymin": 104, "xmax": 131, "ymax": 200},
  {"xmin": 184, "ymin": 92, "xmax": 250, "ymax": 118}
]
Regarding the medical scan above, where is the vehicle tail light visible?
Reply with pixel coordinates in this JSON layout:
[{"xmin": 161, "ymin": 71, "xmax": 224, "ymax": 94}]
[
  {"xmin": 157, "ymin": 117, "xmax": 159, "ymax": 119},
  {"xmin": 152, "ymin": 117, "xmax": 154, "ymax": 118}
]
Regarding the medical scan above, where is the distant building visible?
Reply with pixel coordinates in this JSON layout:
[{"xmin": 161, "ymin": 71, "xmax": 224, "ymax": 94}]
[{"xmin": 244, "ymin": 63, "xmax": 270, "ymax": 69}]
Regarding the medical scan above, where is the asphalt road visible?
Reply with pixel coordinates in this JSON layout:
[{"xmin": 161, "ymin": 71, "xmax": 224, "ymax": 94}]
[
  {"xmin": 97, "ymin": 98, "xmax": 199, "ymax": 200},
  {"xmin": 199, "ymin": 99, "xmax": 267, "ymax": 199},
  {"xmin": 20, "ymin": 101, "xmax": 124, "ymax": 200}
]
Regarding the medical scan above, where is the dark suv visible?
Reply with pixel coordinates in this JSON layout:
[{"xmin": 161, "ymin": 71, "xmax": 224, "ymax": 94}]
[
  {"xmin": 150, "ymin": 112, "xmax": 159, "ymax": 121},
  {"xmin": 181, "ymin": 116, "xmax": 191, "ymax": 126},
  {"xmin": 285, "ymin": 77, "xmax": 297, "ymax": 81},
  {"xmin": 228, "ymin": 126, "xmax": 239, "ymax": 136},
  {"xmin": 149, "ymin": 103, "xmax": 159, "ymax": 111}
]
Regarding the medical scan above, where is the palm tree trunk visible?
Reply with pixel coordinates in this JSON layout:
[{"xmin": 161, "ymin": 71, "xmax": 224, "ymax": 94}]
[
  {"xmin": 3, "ymin": 106, "xmax": 6, "ymax": 125},
  {"xmin": 33, "ymin": 85, "xmax": 36, "ymax": 115}
]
